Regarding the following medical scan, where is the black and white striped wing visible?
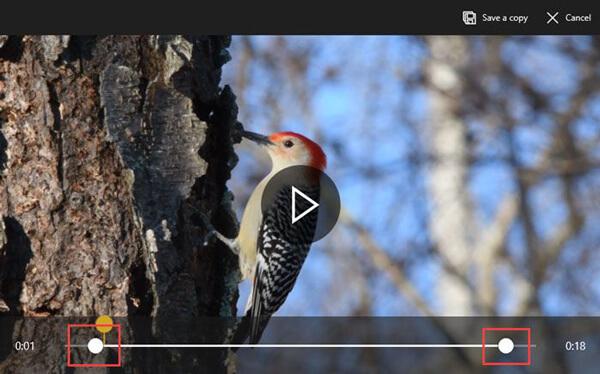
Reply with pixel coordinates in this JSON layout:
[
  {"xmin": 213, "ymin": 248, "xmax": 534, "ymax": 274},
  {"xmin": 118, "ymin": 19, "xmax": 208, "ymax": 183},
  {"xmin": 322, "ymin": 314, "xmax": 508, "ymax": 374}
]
[{"xmin": 248, "ymin": 184, "xmax": 319, "ymax": 344}]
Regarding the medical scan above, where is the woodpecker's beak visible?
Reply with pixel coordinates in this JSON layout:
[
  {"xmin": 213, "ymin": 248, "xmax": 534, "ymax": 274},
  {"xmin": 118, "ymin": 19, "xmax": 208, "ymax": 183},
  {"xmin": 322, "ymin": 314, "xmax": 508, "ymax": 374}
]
[{"xmin": 241, "ymin": 130, "xmax": 274, "ymax": 146}]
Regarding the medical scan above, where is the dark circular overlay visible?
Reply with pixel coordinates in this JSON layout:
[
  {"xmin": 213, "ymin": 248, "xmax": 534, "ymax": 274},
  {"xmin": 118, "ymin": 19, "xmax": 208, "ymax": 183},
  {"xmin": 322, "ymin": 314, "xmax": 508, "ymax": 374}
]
[{"xmin": 261, "ymin": 166, "xmax": 340, "ymax": 244}]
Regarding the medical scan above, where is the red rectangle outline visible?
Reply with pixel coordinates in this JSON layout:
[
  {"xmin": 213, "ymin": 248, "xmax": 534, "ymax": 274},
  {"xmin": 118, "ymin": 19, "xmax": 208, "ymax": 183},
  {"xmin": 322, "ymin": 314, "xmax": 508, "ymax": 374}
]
[
  {"xmin": 67, "ymin": 323, "xmax": 122, "ymax": 368},
  {"xmin": 482, "ymin": 327, "xmax": 531, "ymax": 366}
]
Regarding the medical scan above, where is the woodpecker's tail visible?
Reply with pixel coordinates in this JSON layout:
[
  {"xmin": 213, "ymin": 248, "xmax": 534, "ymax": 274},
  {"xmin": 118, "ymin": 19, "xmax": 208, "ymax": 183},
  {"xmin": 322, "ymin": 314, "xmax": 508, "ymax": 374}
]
[{"xmin": 230, "ymin": 310, "xmax": 271, "ymax": 352}]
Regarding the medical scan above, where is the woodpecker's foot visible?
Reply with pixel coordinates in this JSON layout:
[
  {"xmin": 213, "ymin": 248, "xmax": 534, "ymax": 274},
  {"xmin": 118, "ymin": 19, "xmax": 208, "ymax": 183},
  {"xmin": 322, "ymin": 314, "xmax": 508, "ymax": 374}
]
[
  {"xmin": 198, "ymin": 212, "xmax": 239, "ymax": 254},
  {"xmin": 0, "ymin": 297, "xmax": 9, "ymax": 312},
  {"xmin": 208, "ymin": 229, "xmax": 239, "ymax": 255},
  {"xmin": 204, "ymin": 227, "xmax": 238, "ymax": 254}
]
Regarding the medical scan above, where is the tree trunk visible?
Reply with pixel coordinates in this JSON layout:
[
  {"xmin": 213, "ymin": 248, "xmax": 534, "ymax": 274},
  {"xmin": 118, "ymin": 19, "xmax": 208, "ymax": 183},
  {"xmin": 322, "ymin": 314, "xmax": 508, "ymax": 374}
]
[
  {"xmin": 0, "ymin": 35, "xmax": 240, "ymax": 373},
  {"xmin": 424, "ymin": 36, "xmax": 475, "ymax": 315}
]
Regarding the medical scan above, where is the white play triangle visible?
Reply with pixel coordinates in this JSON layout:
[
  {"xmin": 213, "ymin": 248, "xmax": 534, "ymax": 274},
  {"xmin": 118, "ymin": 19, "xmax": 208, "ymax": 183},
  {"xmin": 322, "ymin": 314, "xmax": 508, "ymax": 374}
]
[{"xmin": 291, "ymin": 186, "xmax": 319, "ymax": 224}]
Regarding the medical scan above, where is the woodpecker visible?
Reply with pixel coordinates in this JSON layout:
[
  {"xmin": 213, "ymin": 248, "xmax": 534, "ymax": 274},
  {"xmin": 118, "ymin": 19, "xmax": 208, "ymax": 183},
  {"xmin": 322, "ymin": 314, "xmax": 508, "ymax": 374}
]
[{"xmin": 215, "ymin": 130, "xmax": 326, "ymax": 347}]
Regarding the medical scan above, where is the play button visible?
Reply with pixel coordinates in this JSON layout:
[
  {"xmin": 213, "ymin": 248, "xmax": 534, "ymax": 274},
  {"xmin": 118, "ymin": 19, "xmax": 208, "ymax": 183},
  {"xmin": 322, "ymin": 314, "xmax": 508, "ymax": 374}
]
[
  {"xmin": 261, "ymin": 165, "xmax": 340, "ymax": 244},
  {"xmin": 292, "ymin": 186, "xmax": 319, "ymax": 224}
]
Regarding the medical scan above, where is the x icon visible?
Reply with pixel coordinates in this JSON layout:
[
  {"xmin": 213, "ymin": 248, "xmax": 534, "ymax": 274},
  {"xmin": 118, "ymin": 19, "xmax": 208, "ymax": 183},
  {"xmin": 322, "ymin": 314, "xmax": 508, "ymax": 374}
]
[{"xmin": 547, "ymin": 12, "xmax": 559, "ymax": 24}]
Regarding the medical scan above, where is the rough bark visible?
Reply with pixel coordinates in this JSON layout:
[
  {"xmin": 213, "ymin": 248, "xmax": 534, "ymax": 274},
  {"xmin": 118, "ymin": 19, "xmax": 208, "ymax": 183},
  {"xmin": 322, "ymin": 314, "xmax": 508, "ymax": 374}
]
[{"xmin": 0, "ymin": 35, "xmax": 240, "ymax": 373}]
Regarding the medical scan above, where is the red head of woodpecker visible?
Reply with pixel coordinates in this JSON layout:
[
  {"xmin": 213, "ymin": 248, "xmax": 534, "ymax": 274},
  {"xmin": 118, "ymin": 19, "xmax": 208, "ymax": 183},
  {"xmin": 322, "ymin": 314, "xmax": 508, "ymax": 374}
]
[{"xmin": 241, "ymin": 130, "xmax": 327, "ymax": 172}]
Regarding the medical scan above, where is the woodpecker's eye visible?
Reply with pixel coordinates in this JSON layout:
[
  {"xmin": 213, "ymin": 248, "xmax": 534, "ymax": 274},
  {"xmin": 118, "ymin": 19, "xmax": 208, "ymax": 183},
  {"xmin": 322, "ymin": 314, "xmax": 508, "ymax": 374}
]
[{"xmin": 284, "ymin": 140, "xmax": 294, "ymax": 148}]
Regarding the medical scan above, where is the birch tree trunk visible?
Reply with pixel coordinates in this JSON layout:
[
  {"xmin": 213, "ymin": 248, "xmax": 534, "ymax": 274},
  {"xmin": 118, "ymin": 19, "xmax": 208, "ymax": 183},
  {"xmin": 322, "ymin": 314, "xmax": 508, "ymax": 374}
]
[
  {"xmin": 0, "ymin": 35, "xmax": 240, "ymax": 373},
  {"xmin": 424, "ymin": 36, "xmax": 475, "ymax": 315}
]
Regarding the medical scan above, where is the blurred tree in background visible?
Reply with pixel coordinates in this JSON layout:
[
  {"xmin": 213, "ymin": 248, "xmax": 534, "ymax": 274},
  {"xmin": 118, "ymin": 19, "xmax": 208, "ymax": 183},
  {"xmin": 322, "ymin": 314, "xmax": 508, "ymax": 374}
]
[{"xmin": 224, "ymin": 36, "xmax": 600, "ymax": 318}]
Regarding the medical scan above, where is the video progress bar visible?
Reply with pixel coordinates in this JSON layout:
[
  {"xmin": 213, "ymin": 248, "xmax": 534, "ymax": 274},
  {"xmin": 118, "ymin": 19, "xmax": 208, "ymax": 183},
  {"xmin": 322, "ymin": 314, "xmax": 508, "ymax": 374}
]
[{"xmin": 71, "ymin": 343, "xmax": 535, "ymax": 348}]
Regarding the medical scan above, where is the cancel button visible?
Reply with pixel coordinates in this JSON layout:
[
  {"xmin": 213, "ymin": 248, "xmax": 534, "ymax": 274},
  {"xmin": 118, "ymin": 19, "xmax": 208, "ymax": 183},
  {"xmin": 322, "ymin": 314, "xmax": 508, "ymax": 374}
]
[{"xmin": 566, "ymin": 13, "xmax": 592, "ymax": 22}]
